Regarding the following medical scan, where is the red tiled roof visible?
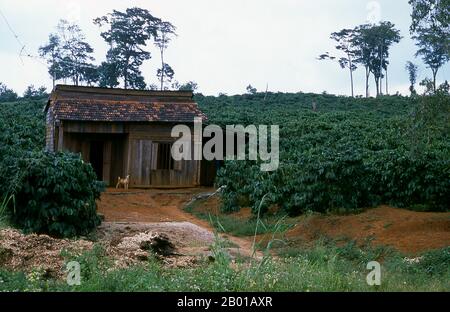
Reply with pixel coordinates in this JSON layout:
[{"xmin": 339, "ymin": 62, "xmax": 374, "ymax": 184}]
[{"xmin": 47, "ymin": 85, "xmax": 206, "ymax": 123}]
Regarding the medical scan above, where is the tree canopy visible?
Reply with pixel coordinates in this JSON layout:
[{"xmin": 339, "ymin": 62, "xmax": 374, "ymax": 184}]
[
  {"xmin": 409, "ymin": 0, "xmax": 449, "ymax": 91},
  {"xmin": 39, "ymin": 20, "xmax": 96, "ymax": 87},
  {"xmin": 94, "ymin": 7, "xmax": 161, "ymax": 89}
]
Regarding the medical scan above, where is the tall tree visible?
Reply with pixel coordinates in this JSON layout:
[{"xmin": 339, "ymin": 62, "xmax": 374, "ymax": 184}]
[
  {"xmin": 405, "ymin": 61, "xmax": 419, "ymax": 95},
  {"xmin": 156, "ymin": 63, "xmax": 175, "ymax": 90},
  {"xmin": 80, "ymin": 66, "xmax": 100, "ymax": 86},
  {"xmin": 371, "ymin": 22, "xmax": 401, "ymax": 96},
  {"xmin": 98, "ymin": 62, "xmax": 120, "ymax": 88},
  {"xmin": 319, "ymin": 29, "xmax": 357, "ymax": 97},
  {"xmin": 94, "ymin": 7, "xmax": 161, "ymax": 89},
  {"xmin": 39, "ymin": 20, "xmax": 95, "ymax": 87},
  {"xmin": 154, "ymin": 21, "xmax": 177, "ymax": 91},
  {"xmin": 352, "ymin": 24, "xmax": 376, "ymax": 97},
  {"xmin": 39, "ymin": 34, "xmax": 62, "ymax": 88},
  {"xmin": 414, "ymin": 30, "xmax": 449, "ymax": 91},
  {"xmin": 409, "ymin": 0, "xmax": 449, "ymax": 92},
  {"xmin": 409, "ymin": 0, "xmax": 449, "ymax": 34},
  {"xmin": 56, "ymin": 20, "xmax": 95, "ymax": 86},
  {"xmin": 353, "ymin": 22, "xmax": 401, "ymax": 97}
]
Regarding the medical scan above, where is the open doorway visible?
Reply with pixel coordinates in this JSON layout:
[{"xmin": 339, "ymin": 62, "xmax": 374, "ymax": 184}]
[{"xmin": 90, "ymin": 141, "xmax": 104, "ymax": 180}]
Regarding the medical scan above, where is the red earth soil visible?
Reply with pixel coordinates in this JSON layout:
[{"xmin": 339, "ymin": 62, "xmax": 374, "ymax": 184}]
[
  {"xmin": 286, "ymin": 206, "xmax": 450, "ymax": 254},
  {"xmin": 97, "ymin": 188, "xmax": 260, "ymax": 257},
  {"xmin": 98, "ymin": 188, "xmax": 450, "ymax": 255}
]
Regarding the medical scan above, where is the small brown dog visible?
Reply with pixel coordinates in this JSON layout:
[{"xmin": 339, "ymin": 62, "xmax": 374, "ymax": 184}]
[{"xmin": 116, "ymin": 175, "xmax": 130, "ymax": 189}]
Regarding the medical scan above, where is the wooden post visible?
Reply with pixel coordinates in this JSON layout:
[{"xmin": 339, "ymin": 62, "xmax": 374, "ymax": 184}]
[{"xmin": 57, "ymin": 121, "xmax": 64, "ymax": 152}]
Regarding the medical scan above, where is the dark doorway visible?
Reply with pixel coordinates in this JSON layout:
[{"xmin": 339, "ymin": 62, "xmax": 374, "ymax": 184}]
[
  {"xmin": 200, "ymin": 159, "xmax": 222, "ymax": 186},
  {"xmin": 90, "ymin": 141, "xmax": 104, "ymax": 180},
  {"xmin": 110, "ymin": 138, "xmax": 125, "ymax": 185}
]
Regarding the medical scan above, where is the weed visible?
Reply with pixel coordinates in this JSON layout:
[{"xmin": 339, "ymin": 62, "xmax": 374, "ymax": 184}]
[{"xmin": 0, "ymin": 194, "xmax": 14, "ymax": 229}]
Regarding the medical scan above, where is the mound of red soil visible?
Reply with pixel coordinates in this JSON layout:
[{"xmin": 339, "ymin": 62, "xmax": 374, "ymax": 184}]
[
  {"xmin": 97, "ymin": 188, "xmax": 262, "ymax": 259},
  {"xmin": 286, "ymin": 206, "xmax": 450, "ymax": 254},
  {"xmin": 98, "ymin": 189, "xmax": 449, "ymax": 255}
]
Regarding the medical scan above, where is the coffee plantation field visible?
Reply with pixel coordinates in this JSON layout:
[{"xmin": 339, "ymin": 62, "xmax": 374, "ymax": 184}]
[
  {"xmin": 196, "ymin": 92, "xmax": 450, "ymax": 215},
  {"xmin": 0, "ymin": 93, "xmax": 449, "ymax": 292},
  {"xmin": 1, "ymin": 92, "xmax": 449, "ymax": 225},
  {"xmin": 0, "ymin": 99, "xmax": 103, "ymax": 236}
]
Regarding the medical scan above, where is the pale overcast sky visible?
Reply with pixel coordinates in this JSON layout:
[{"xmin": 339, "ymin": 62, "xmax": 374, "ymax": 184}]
[{"xmin": 0, "ymin": 0, "xmax": 448, "ymax": 96}]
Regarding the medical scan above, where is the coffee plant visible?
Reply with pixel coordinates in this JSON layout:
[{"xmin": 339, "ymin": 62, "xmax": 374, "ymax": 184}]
[
  {"xmin": 10, "ymin": 151, "xmax": 104, "ymax": 237},
  {"xmin": 0, "ymin": 101, "xmax": 104, "ymax": 237},
  {"xmin": 197, "ymin": 92, "xmax": 450, "ymax": 214}
]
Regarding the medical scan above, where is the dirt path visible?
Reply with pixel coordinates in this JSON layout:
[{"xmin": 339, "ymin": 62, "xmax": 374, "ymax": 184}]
[
  {"xmin": 97, "ymin": 188, "xmax": 261, "ymax": 258},
  {"xmin": 0, "ymin": 189, "xmax": 261, "ymax": 277},
  {"xmin": 98, "ymin": 188, "xmax": 450, "ymax": 255}
]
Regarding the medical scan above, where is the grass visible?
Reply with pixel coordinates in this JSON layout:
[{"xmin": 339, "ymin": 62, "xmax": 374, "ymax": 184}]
[
  {"xmin": 206, "ymin": 213, "xmax": 293, "ymax": 237},
  {"xmin": 175, "ymin": 197, "xmax": 449, "ymax": 291},
  {"xmin": 0, "ymin": 194, "xmax": 13, "ymax": 229},
  {"xmin": 0, "ymin": 241, "xmax": 448, "ymax": 292},
  {"xmin": 184, "ymin": 199, "xmax": 294, "ymax": 237},
  {"xmin": 1, "ymin": 195, "xmax": 448, "ymax": 292}
]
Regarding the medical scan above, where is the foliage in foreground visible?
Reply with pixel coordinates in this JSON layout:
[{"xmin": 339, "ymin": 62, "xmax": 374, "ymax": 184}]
[
  {"xmin": 10, "ymin": 152, "xmax": 104, "ymax": 237},
  {"xmin": 0, "ymin": 100, "xmax": 103, "ymax": 237},
  {"xmin": 184, "ymin": 199, "xmax": 293, "ymax": 237},
  {"xmin": 0, "ymin": 241, "xmax": 448, "ymax": 292}
]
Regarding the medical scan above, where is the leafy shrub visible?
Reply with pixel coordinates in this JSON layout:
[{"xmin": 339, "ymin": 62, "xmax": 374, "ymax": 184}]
[
  {"xmin": 369, "ymin": 149, "xmax": 450, "ymax": 211},
  {"xmin": 9, "ymin": 151, "xmax": 104, "ymax": 237},
  {"xmin": 0, "ymin": 101, "xmax": 45, "ymax": 196},
  {"xmin": 202, "ymin": 93, "xmax": 450, "ymax": 215},
  {"xmin": 0, "ymin": 101, "xmax": 104, "ymax": 237},
  {"xmin": 414, "ymin": 247, "xmax": 450, "ymax": 276}
]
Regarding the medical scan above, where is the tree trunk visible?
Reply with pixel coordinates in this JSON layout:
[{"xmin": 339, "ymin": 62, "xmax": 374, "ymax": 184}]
[
  {"xmin": 52, "ymin": 55, "xmax": 56, "ymax": 88},
  {"xmin": 348, "ymin": 53, "xmax": 354, "ymax": 98},
  {"xmin": 349, "ymin": 67, "xmax": 354, "ymax": 98},
  {"xmin": 379, "ymin": 43, "xmax": 383, "ymax": 96},
  {"xmin": 75, "ymin": 69, "xmax": 79, "ymax": 86},
  {"xmin": 379, "ymin": 72, "xmax": 382, "ymax": 96},
  {"xmin": 385, "ymin": 67, "xmax": 389, "ymax": 95},
  {"xmin": 365, "ymin": 67, "xmax": 370, "ymax": 98},
  {"xmin": 374, "ymin": 75, "xmax": 380, "ymax": 97},
  {"xmin": 432, "ymin": 68, "xmax": 438, "ymax": 92},
  {"xmin": 160, "ymin": 48, "xmax": 165, "ymax": 91},
  {"xmin": 379, "ymin": 77, "xmax": 382, "ymax": 96},
  {"xmin": 124, "ymin": 54, "xmax": 130, "ymax": 89}
]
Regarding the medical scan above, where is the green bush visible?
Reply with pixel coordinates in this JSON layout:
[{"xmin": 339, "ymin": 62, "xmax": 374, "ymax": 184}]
[
  {"xmin": 9, "ymin": 151, "xmax": 104, "ymax": 237},
  {"xmin": 369, "ymin": 149, "xmax": 450, "ymax": 211}
]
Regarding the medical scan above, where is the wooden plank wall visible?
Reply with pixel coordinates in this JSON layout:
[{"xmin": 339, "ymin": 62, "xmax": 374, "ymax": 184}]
[
  {"xmin": 62, "ymin": 132, "xmax": 125, "ymax": 186},
  {"xmin": 60, "ymin": 121, "xmax": 200, "ymax": 188},
  {"xmin": 45, "ymin": 109, "xmax": 55, "ymax": 151},
  {"xmin": 64, "ymin": 121, "xmax": 125, "ymax": 134},
  {"xmin": 127, "ymin": 123, "xmax": 200, "ymax": 188}
]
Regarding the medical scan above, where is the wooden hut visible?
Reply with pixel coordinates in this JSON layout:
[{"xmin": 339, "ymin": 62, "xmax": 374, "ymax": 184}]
[{"xmin": 44, "ymin": 85, "xmax": 208, "ymax": 188}]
